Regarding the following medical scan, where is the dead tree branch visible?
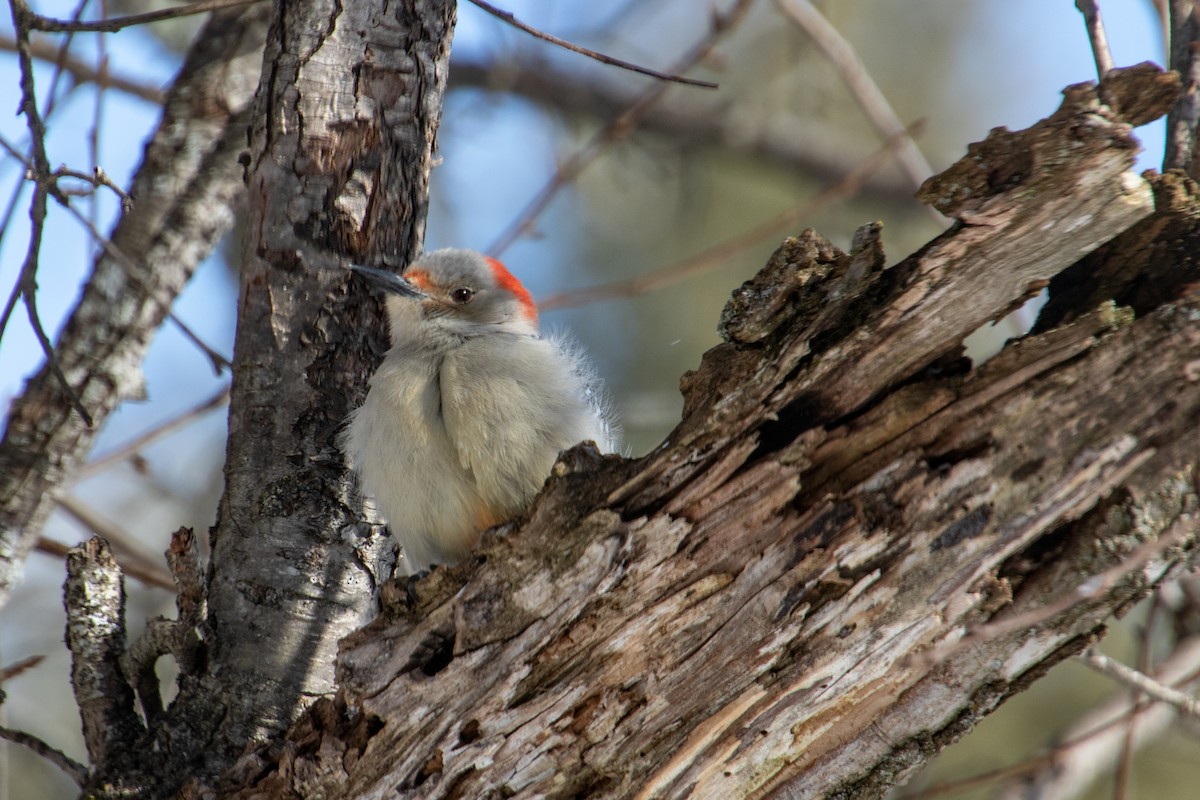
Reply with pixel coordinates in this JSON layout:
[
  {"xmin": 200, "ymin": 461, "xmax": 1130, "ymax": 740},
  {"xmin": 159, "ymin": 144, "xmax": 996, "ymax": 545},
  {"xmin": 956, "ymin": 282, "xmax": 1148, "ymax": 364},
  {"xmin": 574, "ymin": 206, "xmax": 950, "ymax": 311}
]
[
  {"xmin": 220, "ymin": 64, "xmax": 1200, "ymax": 799},
  {"xmin": 24, "ymin": 0, "xmax": 262, "ymax": 34},
  {"xmin": 1075, "ymin": 0, "xmax": 1116, "ymax": 78},
  {"xmin": 466, "ymin": 0, "xmax": 717, "ymax": 88},
  {"xmin": 1165, "ymin": 0, "xmax": 1200, "ymax": 176}
]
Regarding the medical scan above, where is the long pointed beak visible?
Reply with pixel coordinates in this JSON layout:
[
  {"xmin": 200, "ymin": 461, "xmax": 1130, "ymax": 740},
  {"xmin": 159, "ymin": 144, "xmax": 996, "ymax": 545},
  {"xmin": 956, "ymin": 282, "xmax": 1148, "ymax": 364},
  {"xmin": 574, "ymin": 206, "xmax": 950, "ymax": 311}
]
[{"xmin": 349, "ymin": 264, "xmax": 426, "ymax": 300}]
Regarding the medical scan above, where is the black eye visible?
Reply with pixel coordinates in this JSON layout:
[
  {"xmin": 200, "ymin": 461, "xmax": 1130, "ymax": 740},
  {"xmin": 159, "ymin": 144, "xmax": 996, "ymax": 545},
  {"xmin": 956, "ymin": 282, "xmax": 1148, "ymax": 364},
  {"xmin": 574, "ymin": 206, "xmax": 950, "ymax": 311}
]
[{"xmin": 450, "ymin": 287, "xmax": 475, "ymax": 304}]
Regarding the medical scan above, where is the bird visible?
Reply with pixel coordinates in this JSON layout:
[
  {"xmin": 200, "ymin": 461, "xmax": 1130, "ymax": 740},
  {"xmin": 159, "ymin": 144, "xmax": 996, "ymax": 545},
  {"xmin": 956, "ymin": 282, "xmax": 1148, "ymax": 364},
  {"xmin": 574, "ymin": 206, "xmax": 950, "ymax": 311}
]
[{"xmin": 341, "ymin": 248, "xmax": 619, "ymax": 573}]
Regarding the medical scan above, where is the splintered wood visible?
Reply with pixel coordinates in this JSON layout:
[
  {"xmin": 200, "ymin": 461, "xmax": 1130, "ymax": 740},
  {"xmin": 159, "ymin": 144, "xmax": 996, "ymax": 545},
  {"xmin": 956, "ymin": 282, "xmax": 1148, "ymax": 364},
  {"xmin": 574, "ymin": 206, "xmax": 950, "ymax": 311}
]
[{"xmin": 235, "ymin": 64, "xmax": 1199, "ymax": 800}]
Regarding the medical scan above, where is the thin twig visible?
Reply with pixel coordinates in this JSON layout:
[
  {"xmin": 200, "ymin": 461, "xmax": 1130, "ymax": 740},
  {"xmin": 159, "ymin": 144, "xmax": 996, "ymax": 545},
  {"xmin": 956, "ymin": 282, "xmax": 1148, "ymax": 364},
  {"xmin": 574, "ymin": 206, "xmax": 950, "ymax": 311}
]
[
  {"xmin": 168, "ymin": 312, "xmax": 233, "ymax": 374},
  {"xmin": 899, "ymin": 682, "xmax": 1190, "ymax": 799},
  {"xmin": 904, "ymin": 636, "xmax": 1200, "ymax": 800},
  {"xmin": 1079, "ymin": 648, "xmax": 1200, "ymax": 718},
  {"xmin": 3, "ymin": 134, "xmax": 232, "ymax": 373},
  {"xmin": 0, "ymin": 654, "xmax": 44, "ymax": 682},
  {"xmin": 82, "ymin": 384, "xmax": 231, "ymax": 476},
  {"xmin": 49, "ymin": 185, "xmax": 231, "ymax": 372},
  {"xmin": 466, "ymin": 0, "xmax": 717, "ymax": 88},
  {"xmin": 54, "ymin": 496, "xmax": 175, "ymax": 590},
  {"xmin": 35, "ymin": 536, "xmax": 173, "ymax": 590},
  {"xmin": 1076, "ymin": 0, "xmax": 1116, "ymax": 78},
  {"xmin": 0, "ymin": 178, "xmax": 31, "ymax": 345},
  {"xmin": 52, "ymin": 165, "xmax": 133, "ymax": 211},
  {"xmin": 1113, "ymin": 594, "xmax": 1162, "ymax": 800},
  {"xmin": 39, "ymin": 0, "xmax": 90, "ymax": 120},
  {"xmin": 540, "ymin": 123, "xmax": 919, "ymax": 311},
  {"xmin": 25, "ymin": 0, "xmax": 263, "ymax": 35},
  {"xmin": 0, "ymin": 724, "xmax": 88, "ymax": 785},
  {"xmin": 0, "ymin": 32, "xmax": 166, "ymax": 103},
  {"xmin": 7, "ymin": 2, "xmax": 94, "ymax": 426},
  {"xmin": 487, "ymin": 0, "xmax": 755, "ymax": 256},
  {"xmin": 449, "ymin": 58, "xmax": 925, "ymax": 203},
  {"xmin": 89, "ymin": 21, "xmax": 112, "ymax": 249},
  {"xmin": 772, "ymin": 0, "xmax": 938, "ymax": 218}
]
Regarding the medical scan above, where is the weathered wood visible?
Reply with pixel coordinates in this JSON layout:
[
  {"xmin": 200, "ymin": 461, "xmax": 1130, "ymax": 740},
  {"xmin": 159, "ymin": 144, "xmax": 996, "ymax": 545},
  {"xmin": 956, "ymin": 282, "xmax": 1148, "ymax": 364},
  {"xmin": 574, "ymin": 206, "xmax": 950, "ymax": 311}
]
[{"xmin": 220, "ymin": 65, "xmax": 1200, "ymax": 799}]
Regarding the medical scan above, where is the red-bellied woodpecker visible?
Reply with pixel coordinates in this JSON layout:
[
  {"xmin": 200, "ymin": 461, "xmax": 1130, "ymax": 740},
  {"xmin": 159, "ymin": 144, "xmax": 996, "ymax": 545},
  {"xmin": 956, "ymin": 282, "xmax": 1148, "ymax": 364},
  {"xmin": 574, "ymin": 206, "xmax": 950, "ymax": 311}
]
[{"xmin": 342, "ymin": 248, "xmax": 619, "ymax": 573}]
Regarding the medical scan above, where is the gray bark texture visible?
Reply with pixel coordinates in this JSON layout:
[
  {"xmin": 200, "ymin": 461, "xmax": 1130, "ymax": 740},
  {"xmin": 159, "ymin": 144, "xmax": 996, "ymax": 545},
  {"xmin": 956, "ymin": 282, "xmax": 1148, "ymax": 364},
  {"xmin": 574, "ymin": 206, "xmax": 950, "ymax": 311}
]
[
  {"xmin": 205, "ymin": 0, "xmax": 456, "ymax": 770},
  {"xmin": 59, "ymin": 0, "xmax": 458, "ymax": 796}
]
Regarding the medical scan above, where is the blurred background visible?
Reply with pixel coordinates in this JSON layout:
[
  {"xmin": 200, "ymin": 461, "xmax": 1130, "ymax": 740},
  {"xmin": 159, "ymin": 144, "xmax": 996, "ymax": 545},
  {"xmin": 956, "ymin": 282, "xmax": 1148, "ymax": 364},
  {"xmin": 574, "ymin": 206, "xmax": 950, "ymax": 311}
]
[{"xmin": 0, "ymin": 1, "xmax": 1192, "ymax": 798}]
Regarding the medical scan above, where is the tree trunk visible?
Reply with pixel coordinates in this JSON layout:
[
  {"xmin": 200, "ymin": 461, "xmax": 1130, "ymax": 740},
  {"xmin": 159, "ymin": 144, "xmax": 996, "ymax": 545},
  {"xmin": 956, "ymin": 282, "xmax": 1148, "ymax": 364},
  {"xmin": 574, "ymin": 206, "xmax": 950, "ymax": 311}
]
[
  {"xmin": 206, "ymin": 0, "xmax": 456, "ymax": 766},
  {"xmin": 59, "ymin": 1, "xmax": 457, "ymax": 796}
]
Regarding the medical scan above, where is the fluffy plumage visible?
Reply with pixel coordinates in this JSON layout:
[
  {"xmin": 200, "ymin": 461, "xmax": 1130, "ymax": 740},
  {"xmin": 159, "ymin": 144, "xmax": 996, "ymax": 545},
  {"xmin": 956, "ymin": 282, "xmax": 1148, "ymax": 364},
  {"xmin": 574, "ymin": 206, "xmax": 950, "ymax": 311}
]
[{"xmin": 342, "ymin": 249, "xmax": 618, "ymax": 572}]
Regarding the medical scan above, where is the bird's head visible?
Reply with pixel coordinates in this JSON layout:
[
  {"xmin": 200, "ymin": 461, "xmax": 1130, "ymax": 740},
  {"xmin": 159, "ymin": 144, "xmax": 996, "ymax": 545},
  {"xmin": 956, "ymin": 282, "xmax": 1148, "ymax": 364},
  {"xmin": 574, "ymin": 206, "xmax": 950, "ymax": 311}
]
[{"xmin": 351, "ymin": 248, "xmax": 539, "ymax": 345}]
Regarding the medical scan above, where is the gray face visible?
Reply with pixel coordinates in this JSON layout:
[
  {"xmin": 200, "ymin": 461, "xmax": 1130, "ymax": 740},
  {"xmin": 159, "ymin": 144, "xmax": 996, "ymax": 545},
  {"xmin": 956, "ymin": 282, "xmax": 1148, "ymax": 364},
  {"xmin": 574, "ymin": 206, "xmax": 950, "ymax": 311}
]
[
  {"xmin": 353, "ymin": 250, "xmax": 538, "ymax": 343},
  {"xmin": 408, "ymin": 253, "xmax": 524, "ymax": 330}
]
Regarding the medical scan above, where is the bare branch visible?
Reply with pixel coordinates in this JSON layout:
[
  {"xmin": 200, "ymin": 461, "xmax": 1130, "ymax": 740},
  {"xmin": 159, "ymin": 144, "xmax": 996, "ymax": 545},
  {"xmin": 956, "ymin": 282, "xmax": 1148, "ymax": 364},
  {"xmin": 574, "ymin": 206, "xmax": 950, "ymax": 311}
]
[
  {"xmin": 55, "ymin": 495, "xmax": 176, "ymax": 590},
  {"xmin": 991, "ymin": 634, "xmax": 1200, "ymax": 800},
  {"xmin": 119, "ymin": 530, "xmax": 211, "ymax": 723},
  {"xmin": 167, "ymin": 313, "xmax": 232, "ymax": 374},
  {"xmin": 0, "ymin": 723, "xmax": 88, "ymax": 786},
  {"xmin": 0, "ymin": 32, "xmax": 166, "ymax": 103},
  {"xmin": 36, "ymin": 535, "xmax": 174, "ymax": 591},
  {"xmin": 448, "ymin": 57, "xmax": 923, "ymax": 202},
  {"xmin": 4, "ymin": 8, "xmax": 94, "ymax": 425},
  {"xmin": 1165, "ymin": 0, "xmax": 1200, "ymax": 176},
  {"xmin": 81, "ymin": 384, "xmax": 231, "ymax": 476},
  {"xmin": 0, "ymin": 2, "xmax": 268, "ymax": 607},
  {"xmin": 1076, "ymin": 0, "xmax": 1116, "ymax": 78},
  {"xmin": 0, "ymin": 653, "xmax": 44, "ymax": 682},
  {"xmin": 539, "ymin": 123, "xmax": 919, "ymax": 311},
  {"xmin": 773, "ymin": 0, "xmax": 938, "ymax": 213},
  {"xmin": 26, "ymin": 0, "xmax": 263, "ymax": 35},
  {"xmin": 466, "ymin": 0, "xmax": 717, "ymax": 88},
  {"xmin": 1113, "ymin": 593, "xmax": 1164, "ymax": 800},
  {"xmin": 3, "ymin": 134, "xmax": 233, "ymax": 377},
  {"xmin": 912, "ymin": 629, "xmax": 1200, "ymax": 799},
  {"xmin": 50, "ymin": 164, "xmax": 134, "ymax": 210},
  {"xmin": 64, "ymin": 538, "xmax": 144, "ymax": 769},
  {"xmin": 487, "ymin": 0, "xmax": 755, "ymax": 255},
  {"xmin": 1079, "ymin": 647, "xmax": 1200, "ymax": 718}
]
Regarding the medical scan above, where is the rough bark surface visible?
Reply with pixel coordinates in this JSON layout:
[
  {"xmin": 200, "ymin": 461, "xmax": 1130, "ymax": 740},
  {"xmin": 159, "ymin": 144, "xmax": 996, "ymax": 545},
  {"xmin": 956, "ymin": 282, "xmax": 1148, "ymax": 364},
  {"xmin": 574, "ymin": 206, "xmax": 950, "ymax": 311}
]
[
  {"xmin": 205, "ymin": 0, "xmax": 457, "ymax": 766},
  {"xmin": 217, "ymin": 66, "xmax": 1200, "ymax": 799},
  {"xmin": 0, "ymin": 4, "xmax": 269, "ymax": 606}
]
